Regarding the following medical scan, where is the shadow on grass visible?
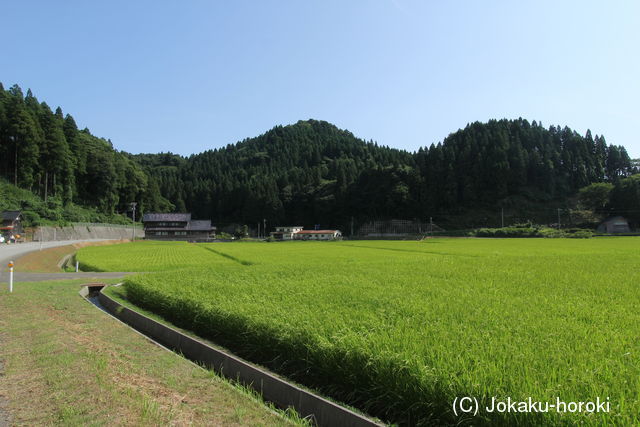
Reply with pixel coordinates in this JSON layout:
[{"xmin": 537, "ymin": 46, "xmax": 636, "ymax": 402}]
[
  {"xmin": 340, "ymin": 243, "xmax": 479, "ymax": 258},
  {"xmin": 197, "ymin": 245, "xmax": 254, "ymax": 266}
]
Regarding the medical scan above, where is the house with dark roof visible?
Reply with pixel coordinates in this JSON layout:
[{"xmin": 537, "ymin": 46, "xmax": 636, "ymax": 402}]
[
  {"xmin": 142, "ymin": 213, "xmax": 215, "ymax": 241},
  {"xmin": 1, "ymin": 210, "xmax": 24, "ymax": 242},
  {"xmin": 596, "ymin": 216, "xmax": 631, "ymax": 234}
]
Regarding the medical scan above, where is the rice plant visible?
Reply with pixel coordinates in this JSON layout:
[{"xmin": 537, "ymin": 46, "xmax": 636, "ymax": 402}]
[{"xmin": 83, "ymin": 238, "xmax": 640, "ymax": 425}]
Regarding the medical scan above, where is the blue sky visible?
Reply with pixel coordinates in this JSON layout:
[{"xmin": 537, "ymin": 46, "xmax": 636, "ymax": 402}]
[{"xmin": 2, "ymin": 1, "xmax": 639, "ymax": 157}]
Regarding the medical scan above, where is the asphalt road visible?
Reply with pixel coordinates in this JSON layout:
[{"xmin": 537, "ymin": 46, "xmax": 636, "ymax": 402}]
[{"xmin": 0, "ymin": 239, "xmax": 131, "ymax": 283}]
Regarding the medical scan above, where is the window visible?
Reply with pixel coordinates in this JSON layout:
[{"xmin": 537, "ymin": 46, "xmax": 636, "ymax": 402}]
[
  {"xmin": 175, "ymin": 231, "xmax": 187, "ymax": 235},
  {"xmin": 154, "ymin": 221, "xmax": 184, "ymax": 227}
]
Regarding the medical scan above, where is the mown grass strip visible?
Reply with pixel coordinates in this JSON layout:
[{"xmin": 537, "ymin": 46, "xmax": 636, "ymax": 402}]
[{"xmin": 0, "ymin": 279, "xmax": 300, "ymax": 426}]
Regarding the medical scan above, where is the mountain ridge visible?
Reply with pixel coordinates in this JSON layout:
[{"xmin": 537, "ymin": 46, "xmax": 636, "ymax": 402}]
[{"xmin": 0, "ymin": 83, "xmax": 637, "ymax": 229}]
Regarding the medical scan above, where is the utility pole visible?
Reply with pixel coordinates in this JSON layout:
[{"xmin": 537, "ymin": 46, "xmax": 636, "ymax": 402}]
[
  {"xmin": 130, "ymin": 202, "xmax": 137, "ymax": 241},
  {"xmin": 263, "ymin": 218, "xmax": 266, "ymax": 239},
  {"xmin": 430, "ymin": 217, "xmax": 433, "ymax": 237},
  {"xmin": 257, "ymin": 222, "xmax": 260, "ymax": 239},
  {"xmin": 350, "ymin": 216, "xmax": 354, "ymax": 237},
  {"xmin": 557, "ymin": 208, "xmax": 561, "ymax": 230},
  {"xmin": 501, "ymin": 208, "xmax": 504, "ymax": 228}
]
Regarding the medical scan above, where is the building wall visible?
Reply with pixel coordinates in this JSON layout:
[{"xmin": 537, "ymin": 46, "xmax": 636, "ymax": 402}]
[
  {"xmin": 357, "ymin": 219, "xmax": 443, "ymax": 236},
  {"xmin": 271, "ymin": 231, "xmax": 299, "ymax": 240},
  {"xmin": 145, "ymin": 231, "xmax": 212, "ymax": 241},
  {"xmin": 294, "ymin": 232, "xmax": 341, "ymax": 240},
  {"xmin": 597, "ymin": 218, "xmax": 631, "ymax": 234}
]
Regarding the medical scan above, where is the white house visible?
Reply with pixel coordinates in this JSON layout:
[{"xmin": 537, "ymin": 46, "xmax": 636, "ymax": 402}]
[
  {"xmin": 294, "ymin": 230, "xmax": 342, "ymax": 240},
  {"xmin": 270, "ymin": 226, "xmax": 304, "ymax": 240}
]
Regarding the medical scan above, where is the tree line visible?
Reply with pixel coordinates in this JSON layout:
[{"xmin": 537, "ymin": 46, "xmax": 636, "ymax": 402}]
[
  {"xmin": 0, "ymin": 83, "xmax": 172, "ymax": 224},
  {"xmin": 0, "ymin": 83, "xmax": 637, "ymax": 228}
]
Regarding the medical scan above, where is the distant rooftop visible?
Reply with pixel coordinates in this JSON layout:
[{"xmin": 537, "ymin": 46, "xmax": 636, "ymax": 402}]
[
  {"xmin": 187, "ymin": 220, "xmax": 215, "ymax": 231},
  {"xmin": 2, "ymin": 210, "xmax": 21, "ymax": 221}
]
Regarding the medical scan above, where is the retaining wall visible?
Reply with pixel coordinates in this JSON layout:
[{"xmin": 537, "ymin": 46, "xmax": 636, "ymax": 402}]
[{"xmin": 33, "ymin": 225, "xmax": 144, "ymax": 241}]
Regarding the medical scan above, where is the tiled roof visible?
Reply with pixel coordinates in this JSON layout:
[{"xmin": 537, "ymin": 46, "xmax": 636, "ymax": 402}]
[
  {"xmin": 187, "ymin": 220, "xmax": 214, "ymax": 231},
  {"xmin": 143, "ymin": 213, "xmax": 191, "ymax": 222},
  {"xmin": 2, "ymin": 210, "xmax": 21, "ymax": 221},
  {"xmin": 601, "ymin": 216, "xmax": 627, "ymax": 223},
  {"xmin": 296, "ymin": 230, "xmax": 340, "ymax": 234}
]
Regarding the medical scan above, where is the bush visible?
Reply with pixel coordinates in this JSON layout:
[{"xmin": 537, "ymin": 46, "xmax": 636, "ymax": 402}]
[
  {"xmin": 475, "ymin": 227, "xmax": 538, "ymax": 237},
  {"xmin": 216, "ymin": 231, "xmax": 234, "ymax": 240},
  {"xmin": 537, "ymin": 228, "xmax": 565, "ymax": 238},
  {"xmin": 20, "ymin": 210, "xmax": 42, "ymax": 227},
  {"xmin": 0, "ymin": 179, "xmax": 133, "ymax": 226},
  {"xmin": 234, "ymin": 225, "xmax": 249, "ymax": 239},
  {"xmin": 472, "ymin": 226, "xmax": 593, "ymax": 238},
  {"xmin": 567, "ymin": 230, "xmax": 594, "ymax": 238}
]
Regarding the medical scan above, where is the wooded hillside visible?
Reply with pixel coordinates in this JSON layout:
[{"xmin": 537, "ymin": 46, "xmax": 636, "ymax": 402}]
[
  {"xmin": 0, "ymin": 83, "xmax": 636, "ymax": 228},
  {"xmin": 0, "ymin": 83, "xmax": 172, "ymax": 223}
]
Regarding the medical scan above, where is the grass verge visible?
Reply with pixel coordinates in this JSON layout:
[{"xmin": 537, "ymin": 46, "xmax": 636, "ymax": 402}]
[
  {"xmin": 0, "ymin": 279, "xmax": 302, "ymax": 426},
  {"xmin": 13, "ymin": 240, "xmax": 130, "ymax": 273}
]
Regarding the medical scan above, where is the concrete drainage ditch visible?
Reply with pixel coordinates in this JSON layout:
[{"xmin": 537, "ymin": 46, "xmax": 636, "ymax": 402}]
[
  {"xmin": 80, "ymin": 283, "xmax": 109, "ymax": 311},
  {"xmin": 79, "ymin": 284, "xmax": 382, "ymax": 427}
]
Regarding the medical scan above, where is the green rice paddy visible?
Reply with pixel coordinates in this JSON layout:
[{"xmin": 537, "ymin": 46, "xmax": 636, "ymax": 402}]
[{"xmin": 78, "ymin": 238, "xmax": 640, "ymax": 425}]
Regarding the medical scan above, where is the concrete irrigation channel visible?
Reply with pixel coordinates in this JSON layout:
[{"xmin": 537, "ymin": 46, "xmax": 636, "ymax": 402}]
[{"xmin": 81, "ymin": 284, "xmax": 384, "ymax": 427}]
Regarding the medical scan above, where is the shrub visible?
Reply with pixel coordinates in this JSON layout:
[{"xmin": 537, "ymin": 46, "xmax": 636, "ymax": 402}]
[
  {"xmin": 567, "ymin": 230, "xmax": 594, "ymax": 238},
  {"xmin": 472, "ymin": 226, "xmax": 592, "ymax": 238}
]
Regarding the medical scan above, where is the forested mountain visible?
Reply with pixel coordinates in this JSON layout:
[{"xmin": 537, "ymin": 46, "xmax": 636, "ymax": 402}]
[
  {"xmin": 0, "ymin": 83, "xmax": 636, "ymax": 229},
  {"xmin": 0, "ymin": 83, "xmax": 172, "ymax": 224},
  {"xmin": 136, "ymin": 120, "xmax": 417, "ymax": 226},
  {"xmin": 141, "ymin": 119, "xmax": 635, "ymax": 228}
]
